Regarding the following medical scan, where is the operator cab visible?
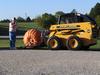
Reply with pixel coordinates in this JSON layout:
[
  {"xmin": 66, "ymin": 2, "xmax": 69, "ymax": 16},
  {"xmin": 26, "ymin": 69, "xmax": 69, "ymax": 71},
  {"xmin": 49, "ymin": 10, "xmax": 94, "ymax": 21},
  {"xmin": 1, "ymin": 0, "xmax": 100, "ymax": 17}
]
[{"xmin": 58, "ymin": 13, "xmax": 97, "ymax": 26}]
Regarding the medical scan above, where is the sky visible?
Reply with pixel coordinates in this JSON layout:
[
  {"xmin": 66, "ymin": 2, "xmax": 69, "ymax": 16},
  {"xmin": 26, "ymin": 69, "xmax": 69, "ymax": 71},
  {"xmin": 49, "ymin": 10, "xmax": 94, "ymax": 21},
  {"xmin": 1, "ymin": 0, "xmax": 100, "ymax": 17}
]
[{"xmin": 0, "ymin": 0, "xmax": 100, "ymax": 20}]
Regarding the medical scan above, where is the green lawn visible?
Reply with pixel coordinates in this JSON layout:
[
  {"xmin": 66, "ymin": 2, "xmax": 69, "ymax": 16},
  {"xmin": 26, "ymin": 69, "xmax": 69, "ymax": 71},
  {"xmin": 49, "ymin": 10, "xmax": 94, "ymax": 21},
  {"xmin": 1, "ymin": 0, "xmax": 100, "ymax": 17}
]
[
  {"xmin": 0, "ymin": 39, "xmax": 24, "ymax": 48},
  {"xmin": 0, "ymin": 38, "xmax": 100, "ymax": 49},
  {"xmin": 90, "ymin": 39, "xmax": 100, "ymax": 49},
  {"xmin": 0, "ymin": 22, "xmax": 43, "ymax": 36}
]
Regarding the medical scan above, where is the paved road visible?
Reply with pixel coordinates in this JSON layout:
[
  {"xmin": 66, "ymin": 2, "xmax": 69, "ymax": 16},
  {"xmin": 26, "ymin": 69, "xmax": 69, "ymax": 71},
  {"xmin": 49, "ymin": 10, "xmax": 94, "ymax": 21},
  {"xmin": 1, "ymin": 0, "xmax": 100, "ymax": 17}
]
[
  {"xmin": 0, "ymin": 50, "xmax": 100, "ymax": 75},
  {"xmin": 0, "ymin": 36, "xmax": 23, "ymax": 39}
]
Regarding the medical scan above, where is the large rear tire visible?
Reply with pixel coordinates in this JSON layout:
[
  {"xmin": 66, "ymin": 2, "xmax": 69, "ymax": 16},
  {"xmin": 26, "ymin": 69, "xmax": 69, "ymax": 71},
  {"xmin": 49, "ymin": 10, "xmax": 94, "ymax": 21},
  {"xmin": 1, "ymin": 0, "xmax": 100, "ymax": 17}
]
[
  {"xmin": 66, "ymin": 36, "xmax": 83, "ymax": 50},
  {"xmin": 47, "ymin": 37, "xmax": 62, "ymax": 50}
]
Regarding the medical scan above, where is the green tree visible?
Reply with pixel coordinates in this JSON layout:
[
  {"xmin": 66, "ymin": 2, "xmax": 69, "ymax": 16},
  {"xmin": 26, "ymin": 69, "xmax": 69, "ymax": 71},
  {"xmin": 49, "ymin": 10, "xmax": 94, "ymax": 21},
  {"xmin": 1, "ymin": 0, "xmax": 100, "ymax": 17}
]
[
  {"xmin": 34, "ymin": 16, "xmax": 43, "ymax": 27},
  {"xmin": 55, "ymin": 11, "xmax": 65, "ymax": 18},
  {"xmin": 34, "ymin": 13, "xmax": 57, "ymax": 29},
  {"xmin": 26, "ymin": 16, "xmax": 31, "ymax": 22},
  {"xmin": 96, "ymin": 15, "xmax": 100, "ymax": 25},
  {"xmin": 31, "ymin": 18, "xmax": 35, "ymax": 22},
  {"xmin": 16, "ymin": 17, "xmax": 25, "ymax": 22},
  {"xmin": 0, "ymin": 19, "xmax": 10, "ymax": 23},
  {"xmin": 71, "ymin": 9, "xmax": 77, "ymax": 14},
  {"xmin": 89, "ymin": 8, "xmax": 95, "ymax": 18},
  {"xmin": 89, "ymin": 3, "xmax": 100, "ymax": 18}
]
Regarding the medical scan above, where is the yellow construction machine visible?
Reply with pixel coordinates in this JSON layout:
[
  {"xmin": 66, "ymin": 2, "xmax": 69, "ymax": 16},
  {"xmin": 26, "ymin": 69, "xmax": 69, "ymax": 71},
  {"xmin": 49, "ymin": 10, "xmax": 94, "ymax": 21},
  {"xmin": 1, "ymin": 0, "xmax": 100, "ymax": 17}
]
[{"xmin": 47, "ymin": 13, "xmax": 99, "ymax": 50}]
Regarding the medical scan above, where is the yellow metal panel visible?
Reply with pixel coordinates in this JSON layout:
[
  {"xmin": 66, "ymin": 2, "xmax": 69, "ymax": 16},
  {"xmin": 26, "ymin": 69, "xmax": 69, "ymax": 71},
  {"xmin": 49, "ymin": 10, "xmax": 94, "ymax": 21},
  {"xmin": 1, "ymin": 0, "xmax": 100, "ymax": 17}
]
[{"xmin": 49, "ymin": 22, "xmax": 96, "ymax": 46}]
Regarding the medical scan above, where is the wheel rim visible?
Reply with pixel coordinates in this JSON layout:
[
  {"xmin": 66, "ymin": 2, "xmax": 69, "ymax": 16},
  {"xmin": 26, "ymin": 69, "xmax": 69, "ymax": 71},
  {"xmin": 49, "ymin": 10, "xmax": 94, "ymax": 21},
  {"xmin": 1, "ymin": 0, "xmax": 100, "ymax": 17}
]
[
  {"xmin": 49, "ymin": 39, "xmax": 58, "ymax": 48},
  {"xmin": 69, "ymin": 38, "xmax": 78, "ymax": 48}
]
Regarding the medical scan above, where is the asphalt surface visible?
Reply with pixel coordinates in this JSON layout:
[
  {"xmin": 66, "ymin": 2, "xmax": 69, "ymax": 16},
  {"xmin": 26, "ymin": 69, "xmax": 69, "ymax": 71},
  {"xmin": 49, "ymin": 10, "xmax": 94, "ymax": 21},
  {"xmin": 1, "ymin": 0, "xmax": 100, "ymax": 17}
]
[
  {"xmin": 0, "ymin": 36, "xmax": 23, "ymax": 39},
  {"xmin": 0, "ymin": 50, "xmax": 100, "ymax": 75}
]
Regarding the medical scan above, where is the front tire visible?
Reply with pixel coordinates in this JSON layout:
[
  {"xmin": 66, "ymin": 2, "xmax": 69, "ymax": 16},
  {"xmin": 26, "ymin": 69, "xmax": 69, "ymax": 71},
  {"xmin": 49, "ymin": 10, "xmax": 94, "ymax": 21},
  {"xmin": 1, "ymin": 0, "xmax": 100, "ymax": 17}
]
[{"xmin": 47, "ymin": 37, "xmax": 62, "ymax": 50}]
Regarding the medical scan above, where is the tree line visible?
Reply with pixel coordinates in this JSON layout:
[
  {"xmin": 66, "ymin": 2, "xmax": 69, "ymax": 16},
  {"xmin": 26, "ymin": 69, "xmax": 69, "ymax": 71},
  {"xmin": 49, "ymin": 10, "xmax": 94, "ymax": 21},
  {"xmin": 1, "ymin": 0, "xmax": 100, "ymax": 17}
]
[
  {"xmin": 0, "ymin": 16, "xmax": 32, "ymax": 23},
  {"xmin": 89, "ymin": 3, "xmax": 100, "ymax": 26},
  {"xmin": 0, "ymin": 2, "xmax": 100, "ymax": 29}
]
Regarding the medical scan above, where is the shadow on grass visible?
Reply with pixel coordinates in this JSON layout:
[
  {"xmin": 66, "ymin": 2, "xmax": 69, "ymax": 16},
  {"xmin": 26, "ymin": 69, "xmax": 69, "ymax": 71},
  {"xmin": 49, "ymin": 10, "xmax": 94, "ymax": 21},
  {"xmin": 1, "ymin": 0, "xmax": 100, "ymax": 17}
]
[
  {"xmin": 54, "ymin": 48, "xmax": 100, "ymax": 51},
  {"xmin": 87, "ymin": 48, "xmax": 100, "ymax": 51},
  {"xmin": 0, "ymin": 46, "xmax": 100, "ymax": 51},
  {"xmin": 0, "ymin": 47, "xmax": 48, "ymax": 50}
]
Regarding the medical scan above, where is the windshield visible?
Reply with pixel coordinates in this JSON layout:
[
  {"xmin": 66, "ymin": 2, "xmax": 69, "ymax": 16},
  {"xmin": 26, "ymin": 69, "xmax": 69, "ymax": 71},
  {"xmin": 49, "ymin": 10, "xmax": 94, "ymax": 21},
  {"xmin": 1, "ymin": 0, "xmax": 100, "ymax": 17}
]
[{"xmin": 59, "ymin": 13, "xmax": 97, "ymax": 25}]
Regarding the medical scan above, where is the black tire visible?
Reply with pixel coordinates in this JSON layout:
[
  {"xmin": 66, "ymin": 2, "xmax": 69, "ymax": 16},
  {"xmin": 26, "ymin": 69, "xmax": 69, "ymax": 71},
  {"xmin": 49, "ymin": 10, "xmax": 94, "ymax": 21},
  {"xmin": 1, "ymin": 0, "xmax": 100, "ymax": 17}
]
[
  {"xmin": 47, "ymin": 37, "xmax": 62, "ymax": 50},
  {"xmin": 66, "ymin": 36, "xmax": 83, "ymax": 50}
]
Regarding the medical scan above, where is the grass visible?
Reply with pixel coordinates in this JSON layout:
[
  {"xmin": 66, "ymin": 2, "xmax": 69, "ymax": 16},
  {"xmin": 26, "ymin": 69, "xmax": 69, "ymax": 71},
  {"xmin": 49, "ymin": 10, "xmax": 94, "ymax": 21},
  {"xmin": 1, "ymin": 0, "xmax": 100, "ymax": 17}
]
[
  {"xmin": 17, "ymin": 22, "xmax": 43, "ymax": 31},
  {"xmin": 0, "ymin": 38, "xmax": 100, "ymax": 49},
  {"xmin": 90, "ymin": 39, "xmax": 100, "ymax": 49},
  {"xmin": 0, "ymin": 22, "xmax": 43, "ymax": 36},
  {"xmin": 0, "ymin": 39, "xmax": 24, "ymax": 48}
]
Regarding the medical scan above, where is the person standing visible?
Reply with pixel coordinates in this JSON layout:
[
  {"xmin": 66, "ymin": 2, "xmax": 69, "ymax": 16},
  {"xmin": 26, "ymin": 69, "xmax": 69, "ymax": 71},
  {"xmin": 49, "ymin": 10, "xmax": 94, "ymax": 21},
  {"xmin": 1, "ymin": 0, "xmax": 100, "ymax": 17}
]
[{"xmin": 9, "ymin": 17, "xmax": 17, "ymax": 49}]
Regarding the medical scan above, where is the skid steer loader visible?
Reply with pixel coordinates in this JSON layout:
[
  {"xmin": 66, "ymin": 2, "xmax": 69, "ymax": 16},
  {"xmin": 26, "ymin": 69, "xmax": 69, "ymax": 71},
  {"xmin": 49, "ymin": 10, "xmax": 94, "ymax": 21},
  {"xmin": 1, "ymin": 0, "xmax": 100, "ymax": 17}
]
[{"xmin": 47, "ymin": 13, "xmax": 100, "ymax": 50}]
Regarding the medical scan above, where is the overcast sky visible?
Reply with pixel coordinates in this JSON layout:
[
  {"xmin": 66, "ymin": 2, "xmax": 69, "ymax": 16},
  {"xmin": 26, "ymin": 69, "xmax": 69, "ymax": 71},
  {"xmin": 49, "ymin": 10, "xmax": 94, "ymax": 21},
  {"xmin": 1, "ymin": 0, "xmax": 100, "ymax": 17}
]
[{"xmin": 0, "ymin": 0, "xmax": 99, "ymax": 19}]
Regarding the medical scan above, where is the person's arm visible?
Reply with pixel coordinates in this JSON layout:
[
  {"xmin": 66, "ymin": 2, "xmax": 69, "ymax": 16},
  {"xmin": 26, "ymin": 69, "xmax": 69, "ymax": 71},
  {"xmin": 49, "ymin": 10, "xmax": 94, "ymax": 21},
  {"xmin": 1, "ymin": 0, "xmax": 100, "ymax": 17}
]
[{"xmin": 12, "ymin": 22, "xmax": 17, "ymax": 31}]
